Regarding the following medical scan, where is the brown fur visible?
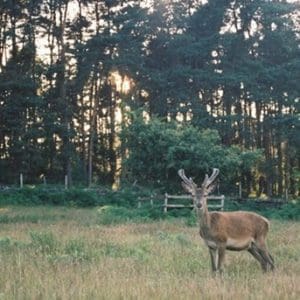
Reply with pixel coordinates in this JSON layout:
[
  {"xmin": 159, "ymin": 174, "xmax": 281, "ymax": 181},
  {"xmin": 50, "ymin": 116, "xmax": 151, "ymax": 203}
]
[
  {"xmin": 199, "ymin": 210, "xmax": 274, "ymax": 273},
  {"xmin": 208, "ymin": 211, "xmax": 269, "ymax": 243},
  {"xmin": 178, "ymin": 168, "xmax": 275, "ymax": 274}
]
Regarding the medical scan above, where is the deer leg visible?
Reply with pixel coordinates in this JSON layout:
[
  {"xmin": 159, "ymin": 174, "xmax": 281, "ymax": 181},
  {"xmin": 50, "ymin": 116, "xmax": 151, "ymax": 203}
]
[
  {"xmin": 255, "ymin": 239, "xmax": 275, "ymax": 271},
  {"xmin": 217, "ymin": 247, "xmax": 226, "ymax": 274},
  {"xmin": 209, "ymin": 248, "xmax": 218, "ymax": 272},
  {"xmin": 248, "ymin": 245, "xmax": 268, "ymax": 271},
  {"xmin": 259, "ymin": 249, "xmax": 275, "ymax": 271},
  {"xmin": 268, "ymin": 253, "xmax": 275, "ymax": 265},
  {"xmin": 252, "ymin": 242, "xmax": 275, "ymax": 272}
]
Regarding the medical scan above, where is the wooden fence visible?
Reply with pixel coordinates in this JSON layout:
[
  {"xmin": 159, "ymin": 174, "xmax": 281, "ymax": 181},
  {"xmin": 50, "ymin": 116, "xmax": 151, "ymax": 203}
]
[
  {"xmin": 163, "ymin": 193, "xmax": 225, "ymax": 213},
  {"xmin": 137, "ymin": 194, "xmax": 225, "ymax": 212},
  {"xmin": 137, "ymin": 195, "xmax": 158, "ymax": 208},
  {"xmin": 0, "ymin": 173, "xmax": 71, "ymax": 189}
]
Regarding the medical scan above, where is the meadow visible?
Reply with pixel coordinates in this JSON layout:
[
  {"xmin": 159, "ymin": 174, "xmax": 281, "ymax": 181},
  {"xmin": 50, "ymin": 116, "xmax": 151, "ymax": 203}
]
[{"xmin": 0, "ymin": 206, "xmax": 299, "ymax": 299}]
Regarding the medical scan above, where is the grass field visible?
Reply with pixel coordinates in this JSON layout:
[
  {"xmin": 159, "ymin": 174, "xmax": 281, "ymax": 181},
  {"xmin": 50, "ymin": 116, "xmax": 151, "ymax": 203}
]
[{"xmin": 0, "ymin": 206, "xmax": 299, "ymax": 299}]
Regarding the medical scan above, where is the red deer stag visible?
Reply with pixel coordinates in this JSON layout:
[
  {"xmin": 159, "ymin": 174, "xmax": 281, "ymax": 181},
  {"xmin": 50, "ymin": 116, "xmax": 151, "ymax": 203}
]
[{"xmin": 178, "ymin": 168, "xmax": 274, "ymax": 273}]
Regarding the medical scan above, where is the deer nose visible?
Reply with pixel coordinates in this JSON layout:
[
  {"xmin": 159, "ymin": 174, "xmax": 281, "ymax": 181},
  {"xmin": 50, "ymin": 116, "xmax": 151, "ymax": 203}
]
[{"xmin": 197, "ymin": 203, "xmax": 202, "ymax": 209}]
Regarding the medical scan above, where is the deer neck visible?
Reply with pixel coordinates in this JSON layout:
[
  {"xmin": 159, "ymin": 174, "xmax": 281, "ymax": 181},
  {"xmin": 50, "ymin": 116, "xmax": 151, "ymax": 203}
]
[{"xmin": 197, "ymin": 201, "xmax": 211, "ymax": 235}]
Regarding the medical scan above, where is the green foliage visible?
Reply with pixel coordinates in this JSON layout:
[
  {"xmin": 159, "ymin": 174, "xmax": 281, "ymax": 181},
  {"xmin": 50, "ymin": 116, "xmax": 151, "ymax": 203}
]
[
  {"xmin": 240, "ymin": 150, "xmax": 264, "ymax": 173},
  {"xmin": 0, "ymin": 0, "xmax": 299, "ymax": 199},
  {"xmin": 265, "ymin": 201, "xmax": 300, "ymax": 221},
  {"xmin": 64, "ymin": 239, "xmax": 91, "ymax": 262},
  {"xmin": 0, "ymin": 214, "xmax": 39, "ymax": 224},
  {"xmin": 30, "ymin": 231, "xmax": 59, "ymax": 255},
  {"xmin": 121, "ymin": 112, "xmax": 260, "ymax": 191},
  {"xmin": 0, "ymin": 236, "xmax": 27, "ymax": 253},
  {"xmin": 0, "ymin": 187, "xmax": 100, "ymax": 207},
  {"xmin": 223, "ymin": 198, "xmax": 300, "ymax": 222},
  {"xmin": 99, "ymin": 241, "xmax": 150, "ymax": 261},
  {"xmin": 96, "ymin": 205, "xmax": 165, "ymax": 225},
  {"xmin": 0, "ymin": 185, "xmax": 159, "ymax": 208},
  {"xmin": 1, "ymin": 185, "xmax": 298, "ymax": 222}
]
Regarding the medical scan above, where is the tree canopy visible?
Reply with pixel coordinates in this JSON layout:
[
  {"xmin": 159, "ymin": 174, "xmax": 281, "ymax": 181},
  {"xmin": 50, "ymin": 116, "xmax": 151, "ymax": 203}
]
[{"xmin": 0, "ymin": 0, "xmax": 299, "ymax": 196}]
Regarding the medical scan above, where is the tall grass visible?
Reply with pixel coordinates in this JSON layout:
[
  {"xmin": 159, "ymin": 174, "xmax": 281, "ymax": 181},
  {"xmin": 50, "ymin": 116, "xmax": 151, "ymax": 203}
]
[{"xmin": 0, "ymin": 206, "xmax": 299, "ymax": 299}]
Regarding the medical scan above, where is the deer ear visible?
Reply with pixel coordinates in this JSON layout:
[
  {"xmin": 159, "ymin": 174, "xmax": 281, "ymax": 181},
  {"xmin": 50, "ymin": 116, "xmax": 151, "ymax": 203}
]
[{"xmin": 181, "ymin": 182, "xmax": 194, "ymax": 194}]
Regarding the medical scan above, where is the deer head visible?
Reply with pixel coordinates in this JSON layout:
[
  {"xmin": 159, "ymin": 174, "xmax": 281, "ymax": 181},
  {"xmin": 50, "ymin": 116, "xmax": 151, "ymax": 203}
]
[{"xmin": 178, "ymin": 168, "xmax": 219, "ymax": 209}]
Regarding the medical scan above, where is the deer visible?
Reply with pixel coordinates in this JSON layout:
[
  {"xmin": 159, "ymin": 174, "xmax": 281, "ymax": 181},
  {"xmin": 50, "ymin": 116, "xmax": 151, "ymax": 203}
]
[{"xmin": 178, "ymin": 168, "xmax": 275, "ymax": 274}]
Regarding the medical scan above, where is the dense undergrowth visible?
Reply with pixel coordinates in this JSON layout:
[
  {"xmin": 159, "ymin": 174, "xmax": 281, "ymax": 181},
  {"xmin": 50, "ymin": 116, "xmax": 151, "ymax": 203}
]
[
  {"xmin": 0, "ymin": 186, "xmax": 146, "ymax": 207},
  {"xmin": 0, "ymin": 186, "xmax": 299, "ymax": 223}
]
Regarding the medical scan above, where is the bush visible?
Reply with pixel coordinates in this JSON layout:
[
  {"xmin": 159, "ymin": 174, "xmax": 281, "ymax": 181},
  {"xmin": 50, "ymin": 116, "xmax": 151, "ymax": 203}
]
[
  {"xmin": 96, "ymin": 205, "xmax": 165, "ymax": 225},
  {"xmin": 266, "ymin": 201, "xmax": 300, "ymax": 221},
  {"xmin": 224, "ymin": 198, "xmax": 300, "ymax": 221},
  {"xmin": 64, "ymin": 238, "xmax": 91, "ymax": 261},
  {"xmin": 0, "ymin": 187, "xmax": 101, "ymax": 207},
  {"xmin": 0, "ymin": 185, "xmax": 163, "ymax": 208},
  {"xmin": 1, "ymin": 185, "xmax": 298, "ymax": 223},
  {"xmin": 30, "ymin": 231, "xmax": 59, "ymax": 255},
  {"xmin": 120, "ymin": 111, "xmax": 261, "ymax": 192}
]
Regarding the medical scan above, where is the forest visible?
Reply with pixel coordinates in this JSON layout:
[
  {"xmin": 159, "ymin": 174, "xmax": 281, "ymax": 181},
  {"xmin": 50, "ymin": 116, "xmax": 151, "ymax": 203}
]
[{"xmin": 0, "ymin": 0, "xmax": 299, "ymax": 198}]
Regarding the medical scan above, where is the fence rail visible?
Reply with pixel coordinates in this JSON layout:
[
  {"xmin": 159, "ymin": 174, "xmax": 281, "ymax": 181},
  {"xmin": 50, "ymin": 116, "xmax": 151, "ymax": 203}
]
[
  {"xmin": 137, "ymin": 194, "xmax": 225, "ymax": 212},
  {"xmin": 137, "ymin": 194, "xmax": 287, "ymax": 211},
  {"xmin": 163, "ymin": 193, "xmax": 225, "ymax": 213},
  {"xmin": 0, "ymin": 184, "xmax": 287, "ymax": 210},
  {"xmin": 0, "ymin": 173, "xmax": 71, "ymax": 189}
]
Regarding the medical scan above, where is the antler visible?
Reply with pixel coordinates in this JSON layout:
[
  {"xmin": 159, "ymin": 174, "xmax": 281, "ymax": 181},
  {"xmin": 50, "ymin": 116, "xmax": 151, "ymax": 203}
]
[
  {"xmin": 202, "ymin": 168, "xmax": 219, "ymax": 188},
  {"xmin": 178, "ymin": 169, "xmax": 197, "ymax": 189}
]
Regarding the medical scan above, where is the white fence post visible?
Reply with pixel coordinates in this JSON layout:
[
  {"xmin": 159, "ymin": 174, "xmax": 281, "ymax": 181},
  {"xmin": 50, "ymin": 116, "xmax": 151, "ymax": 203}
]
[
  {"xmin": 239, "ymin": 182, "xmax": 242, "ymax": 199},
  {"xmin": 137, "ymin": 195, "xmax": 155, "ymax": 208},
  {"xmin": 150, "ymin": 196, "xmax": 153, "ymax": 207},
  {"xmin": 20, "ymin": 173, "xmax": 23, "ymax": 188},
  {"xmin": 164, "ymin": 193, "xmax": 168, "ymax": 213},
  {"xmin": 65, "ymin": 175, "xmax": 68, "ymax": 189},
  {"xmin": 221, "ymin": 195, "xmax": 225, "ymax": 211}
]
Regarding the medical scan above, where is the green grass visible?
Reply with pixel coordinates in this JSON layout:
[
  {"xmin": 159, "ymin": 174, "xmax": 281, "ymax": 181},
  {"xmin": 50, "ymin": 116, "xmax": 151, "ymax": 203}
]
[{"xmin": 0, "ymin": 206, "xmax": 299, "ymax": 299}]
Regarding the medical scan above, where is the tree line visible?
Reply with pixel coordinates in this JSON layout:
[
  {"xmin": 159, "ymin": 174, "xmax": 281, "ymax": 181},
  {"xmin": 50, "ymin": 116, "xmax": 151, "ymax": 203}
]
[{"xmin": 0, "ymin": 0, "xmax": 299, "ymax": 197}]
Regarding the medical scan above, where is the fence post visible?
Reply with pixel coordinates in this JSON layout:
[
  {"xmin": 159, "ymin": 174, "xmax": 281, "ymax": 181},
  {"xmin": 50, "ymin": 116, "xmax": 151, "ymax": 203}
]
[
  {"xmin": 221, "ymin": 195, "xmax": 225, "ymax": 211},
  {"xmin": 65, "ymin": 175, "xmax": 68, "ymax": 189},
  {"xmin": 164, "ymin": 193, "xmax": 168, "ymax": 213},
  {"xmin": 20, "ymin": 173, "xmax": 23, "ymax": 188}
]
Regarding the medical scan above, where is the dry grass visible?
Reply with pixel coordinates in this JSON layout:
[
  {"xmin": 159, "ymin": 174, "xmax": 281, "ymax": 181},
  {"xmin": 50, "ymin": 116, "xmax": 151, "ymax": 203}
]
[{"xmin": 0, "ymin": 206, "xmax": 299, "ymax": 299}]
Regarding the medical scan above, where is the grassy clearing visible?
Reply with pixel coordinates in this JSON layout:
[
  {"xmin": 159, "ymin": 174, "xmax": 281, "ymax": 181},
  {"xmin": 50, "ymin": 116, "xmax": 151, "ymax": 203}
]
[{"xmin": 0, "ymin": 206, "xmax": 299, "ymax": 299}]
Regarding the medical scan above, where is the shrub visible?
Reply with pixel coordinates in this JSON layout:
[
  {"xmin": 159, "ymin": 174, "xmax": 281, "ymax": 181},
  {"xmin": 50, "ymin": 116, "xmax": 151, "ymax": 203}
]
[
  {"xmin": 0, "ymin": 214, "xmax": 39, "ymax": 223},
  {"xmin": 0, "ymin": 187, "xmax": 101, "ymax": 206},
  {"xmin": 30, "ymin": 231, "xmax": 59, "ymax": 255},
  {"xmin": 266, "ymin": 200, "xmax": 300, "ymax": 221},
  {"xmin": 96, "ymin": 205, "xmax": 165, "ymax": 225},
  {"xmin": 224, "ymin": 198, "xmax": 300, "ymax": 221},
  {"xmin": 120, "ymin": 111, "xmax": 261, "ymax": 192},
  {"xmin": 64, "ymin": 238, "xmax": 91, "ymax": 261}
]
